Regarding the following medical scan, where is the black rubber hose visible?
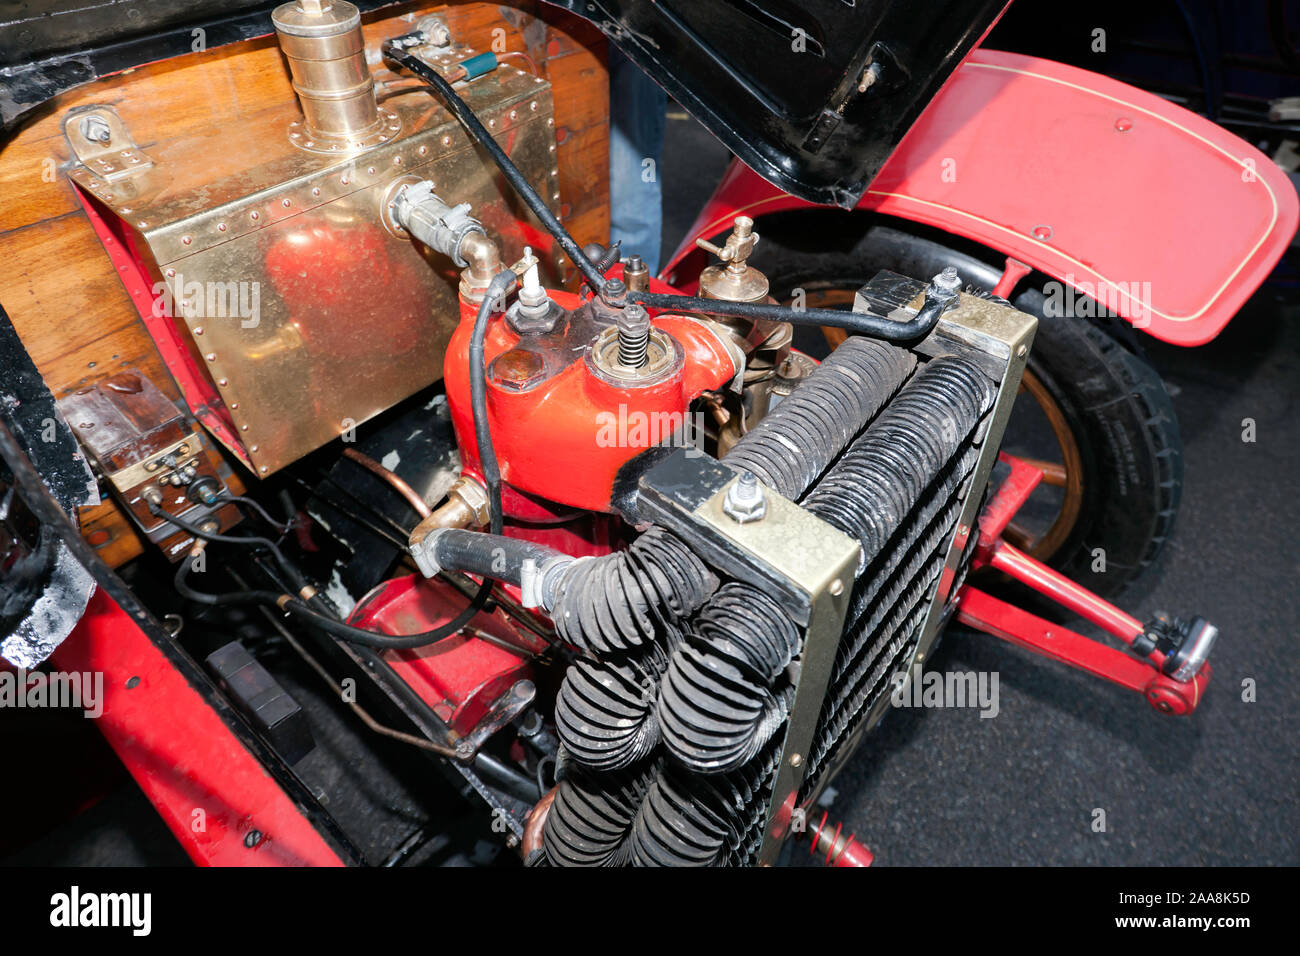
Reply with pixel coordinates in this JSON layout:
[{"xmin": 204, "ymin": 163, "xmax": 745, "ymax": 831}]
[
  {"xmin": 630, "ymin": 287, "xmax": 951, "ymax": 342},
  {"xmin": 427, "ymin": 528, "xmax": 564, "ymax": 590},
  {"xmin": 381, "ymin": 36, "xmax": 953, "ymax": 343}
]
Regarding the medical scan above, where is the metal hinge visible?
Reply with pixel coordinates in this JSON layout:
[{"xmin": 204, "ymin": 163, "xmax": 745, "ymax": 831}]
[{"xmin": 61, "ymin": 105, "xmax": 154, "ymax": 182}]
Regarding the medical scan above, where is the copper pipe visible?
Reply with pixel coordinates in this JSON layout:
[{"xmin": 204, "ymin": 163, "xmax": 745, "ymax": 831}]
[
  {"xmin": 341, "ymin": 447, "xmax": 432, "ymax": 519},
  {"xmin": 497, "ymin": 50, "xmax": 540, "ymax": 76},
  {"xmin": 521, "ymin": 785, "xmax": 558, "ymax": 858}
]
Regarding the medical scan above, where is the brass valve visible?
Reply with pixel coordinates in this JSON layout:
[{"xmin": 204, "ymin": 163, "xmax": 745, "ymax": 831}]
[{"xmin": 695, "ymin": 216, "xmax": 769, "ymax": 303}]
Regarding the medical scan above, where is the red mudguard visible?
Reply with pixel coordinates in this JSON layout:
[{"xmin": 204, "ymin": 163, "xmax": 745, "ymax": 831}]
[{"xmin": 662, "ymin": 50, "xmax": 1299, "ymax": 346}]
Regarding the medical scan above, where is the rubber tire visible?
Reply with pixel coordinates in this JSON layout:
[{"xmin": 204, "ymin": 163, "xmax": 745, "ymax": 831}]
[{"xmin": 747, "ymin": 213, "xmax": 1183, "ymax": 596}]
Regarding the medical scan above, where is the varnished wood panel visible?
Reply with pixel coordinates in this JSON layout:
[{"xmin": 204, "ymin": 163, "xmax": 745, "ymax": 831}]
[{"xmin": 0, "ymin": 1, "xmax": 609, "ymax": 566}]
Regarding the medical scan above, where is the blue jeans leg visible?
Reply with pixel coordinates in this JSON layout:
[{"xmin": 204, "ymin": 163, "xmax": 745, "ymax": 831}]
[{"xmin": 608, "ymin": 47, "xmax": 667, "ymax": 275}]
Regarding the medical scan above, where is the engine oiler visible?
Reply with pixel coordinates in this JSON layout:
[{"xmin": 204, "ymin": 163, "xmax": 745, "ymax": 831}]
[{"xmin": 693, "ymin": 217, "xmax": 793, "ymax": 453}]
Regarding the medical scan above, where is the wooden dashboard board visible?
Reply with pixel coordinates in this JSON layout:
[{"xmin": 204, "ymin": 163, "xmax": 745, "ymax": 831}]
[{"xmin": 0, "ymin": 1, "xmax": 610, "ymax": 568}]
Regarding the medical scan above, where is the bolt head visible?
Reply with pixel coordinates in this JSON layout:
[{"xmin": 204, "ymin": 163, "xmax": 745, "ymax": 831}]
[
  {"xmin": 80, "ymin": 115, "xmax": 111, "ymax": 143},
  {"xmin": 490, "ymin": 347, "xmax": 546, "ymax": 391},
  {"xmin": 930, "ymin": 266, "xmax": 962, "ymax": 298},
  {"xmin": 723, "ymin": 471, "xmax": 767, "ymax": 523}
]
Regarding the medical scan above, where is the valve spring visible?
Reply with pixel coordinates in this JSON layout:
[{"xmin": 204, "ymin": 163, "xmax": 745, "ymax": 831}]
[{"xmin": 617, "ymin": 304, "xmax": 651, "ymax": 369}]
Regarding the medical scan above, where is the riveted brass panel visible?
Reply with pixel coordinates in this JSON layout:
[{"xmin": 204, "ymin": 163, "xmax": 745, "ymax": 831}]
[{"xmin": 70, "ymin": 61, "xmax": 561, "ymax": 476}]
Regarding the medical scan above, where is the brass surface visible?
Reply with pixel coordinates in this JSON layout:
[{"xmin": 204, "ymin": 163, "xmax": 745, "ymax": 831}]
[
  {"xmin": 70, "ymin": 63, "xmax": 561, "ymax": 476},
  {"xmin": 61, "ymin": 106, "xmax": 153, "ymax": 183},
  {"xmin": 273, "ymin": 0, "xmax": 385, "ymax": 148}
]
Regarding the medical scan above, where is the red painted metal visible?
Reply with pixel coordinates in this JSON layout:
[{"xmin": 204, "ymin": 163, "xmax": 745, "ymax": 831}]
[
  {"xmin": 348, "ymin": 574, "xmax": 542, "ymax": 735},
  {"xmin": 992, "ymin": 257, "xmax": 1033, "ymax": 300},
  {"xmin": 443, "ymin": 284, "xmax": 735, "ymax": 514},
  {"xmin": 809, "ymin": 811, "xmax": 874, "ymax": 868},
  {"xmin": 52, "ymin": 588, "xmax": 346, "ymax": 865},
  {"xmin": 955, "ymin": 453, "xmax": 1209, "ymax": 713},
  {"xmin": 662, "ymin": 50, "xmax": 1299, "ymax": 346},
  {"xmin": 977, "ymin": 452, "xmax": 1043, "ymax": 543},
  {"xmin": 983, "ymin": 540, "xmax": 1149, "ymax": 652},
  {"xmin": 957, "ymin": 587, "xmax": 1209, "ymax": 715}
]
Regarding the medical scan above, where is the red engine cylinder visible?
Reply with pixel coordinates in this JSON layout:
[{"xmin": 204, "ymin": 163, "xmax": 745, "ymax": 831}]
[{"xmin": 443, "ymin": 283, "xmax": 734, "ymax": 514}]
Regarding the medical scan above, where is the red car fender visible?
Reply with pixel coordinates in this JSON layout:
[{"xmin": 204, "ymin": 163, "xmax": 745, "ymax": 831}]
[{"xmin": 662, "ymin": 50, "xmax": 1299, "ymax": 347}]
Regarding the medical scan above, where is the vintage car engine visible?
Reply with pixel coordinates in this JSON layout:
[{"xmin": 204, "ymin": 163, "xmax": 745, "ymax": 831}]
[{"xmin": 32, "ymin": 2, "xmax": 1040, "ymax": 867}]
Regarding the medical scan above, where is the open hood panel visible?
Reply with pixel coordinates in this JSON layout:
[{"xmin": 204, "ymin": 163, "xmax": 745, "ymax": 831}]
[{"xmin": 548, "ymin": 0, "xmax": 1008, "ymax": 207}]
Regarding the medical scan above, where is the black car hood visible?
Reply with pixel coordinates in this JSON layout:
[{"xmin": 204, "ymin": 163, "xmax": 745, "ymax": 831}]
[
  {"xmin": 2, "ymin": 0, "xmax": 1005, "ymax": 207},
  {"xmin": 551, "ymin": 0, "xmax": 1009, "ymax": 207}
]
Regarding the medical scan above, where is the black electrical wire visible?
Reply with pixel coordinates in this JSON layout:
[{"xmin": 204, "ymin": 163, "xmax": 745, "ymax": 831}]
[
  {"xmin": 145, "ymin": 498, "xmax": 309, "ymax": 592},
  {"xmin": 218, "ymin": 491, "xmax": 293, "ymax": 533},
  {"xmin": 174, "ymin": 556, "xmax": 281, "ymax": 607},
  {"xmin": 383, "ymin": 43, "xmax": 607, "ymax": 291},
  {"xmin": 381, "ymin": 36, "xmax": 951, "ymax": 343},
  {"xmin": 0, "ymin": 417, "xmax": 367, "ymax": 863},
  {"xmin": 154, "ymin": 269, "xmax": 517, "ymax": 650},
  {"xmin": 471, "ymin": 270, "xmax": 515, "ymax": 537},
  {"xmin": 151, "ymin": 498, "xmax": 490, "ymax": 648},
  {"xmin": 281, "ymin": 274, "xmax": 517, "ymax": 648}
]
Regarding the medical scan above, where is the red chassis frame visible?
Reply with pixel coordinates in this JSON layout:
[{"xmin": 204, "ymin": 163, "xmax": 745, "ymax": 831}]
[{"xmin": 663, "ymin": 50, "xmax": 1299, "ymax": 347}]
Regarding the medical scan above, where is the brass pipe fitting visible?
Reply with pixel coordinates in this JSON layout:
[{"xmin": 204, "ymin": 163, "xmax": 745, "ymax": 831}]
[
  {"xmin": 458, "ymin": 233, "xmax": 506, "ymax": 303},
  {"xmin": 407, "ymin": 475, "xmax": 491, "ymax": 554}
]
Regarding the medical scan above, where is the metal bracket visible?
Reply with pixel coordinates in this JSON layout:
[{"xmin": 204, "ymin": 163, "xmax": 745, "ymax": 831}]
[{"xmin": 62, "ymin": 105, "xmax": 154, "ymax": 182}]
